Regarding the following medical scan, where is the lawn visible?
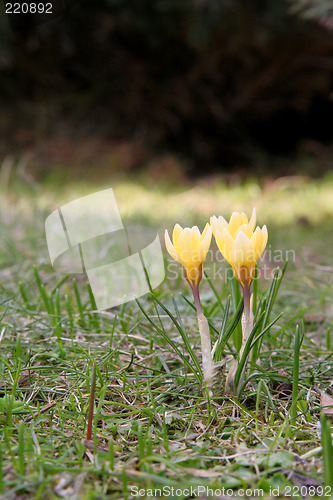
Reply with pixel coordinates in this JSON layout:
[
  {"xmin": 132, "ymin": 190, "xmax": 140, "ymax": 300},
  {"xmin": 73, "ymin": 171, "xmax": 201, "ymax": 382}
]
[{"xmin": 0, "ymin": 167, "xmax": 333, "ymax": 499}]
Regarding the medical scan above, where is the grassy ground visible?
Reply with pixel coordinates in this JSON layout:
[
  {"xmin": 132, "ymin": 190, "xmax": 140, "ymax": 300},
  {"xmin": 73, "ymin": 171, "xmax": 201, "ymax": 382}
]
[{"xmin": 0, "ymin": 167, "xmax": 333, "ymax": 499}]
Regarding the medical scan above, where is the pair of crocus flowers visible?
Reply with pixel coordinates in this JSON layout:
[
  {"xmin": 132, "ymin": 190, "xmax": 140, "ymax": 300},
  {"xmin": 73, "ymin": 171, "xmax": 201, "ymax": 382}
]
[{"xmin": 165, "ymin": 209, "xmax": 268, "ymax": 291}]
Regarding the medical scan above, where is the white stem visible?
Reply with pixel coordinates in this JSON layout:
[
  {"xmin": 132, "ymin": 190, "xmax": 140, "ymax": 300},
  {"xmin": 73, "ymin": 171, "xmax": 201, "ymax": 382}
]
[
  {"xmin": 197, "ymin": 310, "xmax": 213, "ymax": 374},
  {"xmin": 191, "ymin": 284, "xmax": 217, "ymax": 391},
  {"xmin": 239, "ymin": 306, "xmax": 254, "ymax": 360},
  {"xmin": 235, "ymin": 307, "xmax": 254, "ymax": 392}
]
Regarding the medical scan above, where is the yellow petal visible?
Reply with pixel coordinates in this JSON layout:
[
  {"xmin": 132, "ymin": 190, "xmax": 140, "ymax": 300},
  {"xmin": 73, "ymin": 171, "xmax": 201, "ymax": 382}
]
[
  {"xmin": 232, "ymin": 231, "xmax": 255, "ymax": 270},
  {"xmin": 198, "ymin": 225, "xmax": 212, "ymax": 263},
  {"xmin": 176, "ymin": 227, "xmax": 201, "ymax": 264},
  {"xmin": 248, "ymin": 208, "xmax": 256, "ymax": 232},
  {"xmin": 210, "ymin": 215, "xmax": 217, "ymax": 226},
  {"xmin": 165, "ymin": 229, "xmax": 185, "ymax": 266},
  {"xmin": 191, "ymin": 225, "xmax": 201, "ymax": 238},
  {"xmin": 232, "ymin": 231, "xmax": 256, "ymax": 287},
  {"xmin": 240, "ymin": 212, "xmax": 249, "ymax": 225},
  {"xmin": 215, "ymin": 228, "xmax": 234, "ymax": 265},
  {"xmin": 234, "ymin": 224, "xmax": 253, "ymax": 240},
  {"xmin": 260, "ymin": 225, "xmax": 268, "ymax": 256},
  {"xmin": 172, "ymin": 223, "xmax": 183, "ymax": 245},
  {"xmin": 228, "ymin": 212, "xmax": 246, "ymax": 237},
  {"xmin": 252, "ymin": 225, "xmax": 267, "ymax": 262},
  {"xmin": 250, "ymin": 226, "xmax": 264, "ymax": 261},
  {"xmin": 200, "ymin": 223, "xmax": 211, "ymax": 241},
  {"xmin": 210, "ymin": 215, "xmax": 228, "ymax": 236}
]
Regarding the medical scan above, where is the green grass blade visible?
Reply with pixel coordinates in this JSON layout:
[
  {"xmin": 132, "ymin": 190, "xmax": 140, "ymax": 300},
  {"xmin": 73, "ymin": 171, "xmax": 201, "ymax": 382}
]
[
  {"xmin": 204, "ymin": 270, "xmax": 224, "ymax": 313},
  {"xmin": 171, "ymin": 297, "xmax": 202, "ymax": 374},
  {"xmin": 136, "ymin": 298, "xmax": 202, "ymax": 383},
  {"xmin": 252, "ymin": 264, "xmax": 258, "ymax": 316},
  {"xmin": 150, "ymin": 290, "xmax": 202, "ymax": 374},
  {"xmin": 290, "ymin": 325, "xmax": 301, "ymax": 421},
  {"xmin": 0, "ymin": 441, "xmax": 3, "ymax": 494},
  {"xmin": 320, "ymin": 412, "xmax": 333, "ymax": 489},
  {"xmin": 73, "ymin": 278, "xmax": 85, "ymax": 325},
  {"xmin": 263, "ymin": 261, "xmax": 287, "ymax": 329},
  {"xmin": 214, "ymin": 297, "xmax": 243, "ymax": 361},
  {"xmin": 18, "ymin": 421, "xmax": 25, "ymax": 476},
  {"xmin": 235, "ymin": 312, "xmax": 282, "ymax": 389}
]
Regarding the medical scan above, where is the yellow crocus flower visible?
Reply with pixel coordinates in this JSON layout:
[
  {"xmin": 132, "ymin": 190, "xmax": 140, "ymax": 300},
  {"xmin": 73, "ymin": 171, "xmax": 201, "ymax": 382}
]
[
  {"xmin": 165, "ymin": 223, "xmax": 212, "ymax": 286},
  {"xmin": 211, "ymin": 209, "xmax": 267, "ymax": 289},
  {"xmin": 210, "ymin": 208, "xmax": 256, "ymax": 238}
]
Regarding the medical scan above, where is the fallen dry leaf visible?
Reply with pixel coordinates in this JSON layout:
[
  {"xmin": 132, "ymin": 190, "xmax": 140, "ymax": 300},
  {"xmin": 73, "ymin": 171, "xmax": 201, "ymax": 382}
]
[
  {"xmin": 23, "ymin": 402, "xmax": 57, "ymax": 422},
  {"xmin": 84, "ymin": 439, "xmax": 109, "ymax": 452},
  {"xmin": 271, "ymin": 369, "xmax": 292, "ymax": 400},
  {"xmin": 313, "ymin": 386, "xmax": 333, "ymax": 416},
  {"xmin": 304, "ymin": 314, "xmax": 325, "ymax": 324},
  {"xmin": 182, "ymin": 468, "xmax": 224, "ymax": 477},
  {"xmin": 0, "ymin": 362, "xmax": 41, "ymax": 390}
]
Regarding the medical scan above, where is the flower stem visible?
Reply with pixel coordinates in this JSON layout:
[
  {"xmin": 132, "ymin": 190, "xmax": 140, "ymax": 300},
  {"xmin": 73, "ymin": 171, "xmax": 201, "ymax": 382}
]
[
  {"xmin": 191, "ymin": 284, "xmax": 213, "ymax": 375},
  {"xmin": 241, "ymin": 285, "xmax": 253, "ymax": 351},
  {"xmin": 190, "ymin": 283, "xmax": 220, "ymax": 393}
]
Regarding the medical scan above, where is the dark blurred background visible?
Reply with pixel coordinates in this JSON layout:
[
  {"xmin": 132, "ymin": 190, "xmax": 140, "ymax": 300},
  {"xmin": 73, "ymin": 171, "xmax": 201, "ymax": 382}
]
[{"xmin": 1, "ymin": 0, "xmax": 333, "ymax": 177}]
